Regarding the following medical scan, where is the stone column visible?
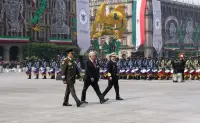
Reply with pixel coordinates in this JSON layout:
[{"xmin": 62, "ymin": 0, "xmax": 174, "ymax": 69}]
[
  {"xmin": 144, "ymin": 0, "xmax": 153, "ymax": 58},
  {"xmin": 18, "ymin": 46, "xmax": 23, "ymax": 61},
  {"xmin": 4, "ymin": 46, "xmax": 10, "ymax": 61}
]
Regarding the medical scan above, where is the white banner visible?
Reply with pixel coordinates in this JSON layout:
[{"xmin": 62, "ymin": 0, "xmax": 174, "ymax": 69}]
[
  {"xmin": 152, "ymin": 0, "xmax": 163, "ymax": 53},
  {"xmin": 76, "ymin": 0, "xmax": 90, "ymax": 55}
]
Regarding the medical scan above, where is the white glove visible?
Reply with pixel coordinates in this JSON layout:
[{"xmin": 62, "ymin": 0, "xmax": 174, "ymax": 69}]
[
  {"xmin": 61, "ymin": 76, "xmax": 65, "ymax": 79},
  {"xmin": 91, "ymin": 78, "xmax": 94, "ymax": 82}
]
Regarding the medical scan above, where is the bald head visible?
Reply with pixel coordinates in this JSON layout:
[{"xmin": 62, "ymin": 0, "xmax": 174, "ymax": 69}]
[{"xmin": 89, "ymin": 51, "xmax": 96, "ymax": 61}]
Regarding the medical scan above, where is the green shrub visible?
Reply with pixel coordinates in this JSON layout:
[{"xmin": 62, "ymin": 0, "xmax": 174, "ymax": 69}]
[{"xmin": 22, "ymin": 43, "xmax": 79, "ymax": 61}]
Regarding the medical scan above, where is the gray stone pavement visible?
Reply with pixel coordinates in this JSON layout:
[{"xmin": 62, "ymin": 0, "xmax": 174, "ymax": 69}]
[{"xmin": 1, "ymin": 73, "xmax": 200, "ymax": 123}]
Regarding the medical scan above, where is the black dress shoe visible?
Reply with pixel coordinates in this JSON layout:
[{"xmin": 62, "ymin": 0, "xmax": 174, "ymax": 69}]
[
  {"xmin": 116, "ymin": 97, "xmax": 123, "ymax": 100},
  {"xmin": 100, "ymin": 98, "xmax": 109, "ymax": 104},
  {"xmin": 77, "ymin": 102, "xmax": 83, "ymax": 107},
  {"xmin": 63, "ymin": 103, "xmax": 72, "ymax": 106},
  {"xmin": 81, "ymin": 101, "xmax": 88, "ymax": 104}
]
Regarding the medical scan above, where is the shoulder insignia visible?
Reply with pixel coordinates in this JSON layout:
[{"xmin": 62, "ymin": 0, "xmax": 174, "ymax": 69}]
[{"xmin": 62, "ymin": 58, "xmax": 68, "ymax": 65}]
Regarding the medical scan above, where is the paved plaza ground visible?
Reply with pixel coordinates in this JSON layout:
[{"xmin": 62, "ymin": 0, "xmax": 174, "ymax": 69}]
[{"xmin": 1, "ymin": 73, "xmax": 200, "ymax": 123}]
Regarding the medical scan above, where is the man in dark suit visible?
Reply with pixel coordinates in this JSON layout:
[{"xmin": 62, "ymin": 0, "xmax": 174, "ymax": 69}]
[
  {"xmin": 103, "ymin": 53, "xmax": 123, "ymax": 100},
  {"xmin": 61, "ymin": 49, "xmax": 83, "ymax": 107},
  {"xmin": 81, "ymin": 51, "xmax": 109, "ymax": 104}
]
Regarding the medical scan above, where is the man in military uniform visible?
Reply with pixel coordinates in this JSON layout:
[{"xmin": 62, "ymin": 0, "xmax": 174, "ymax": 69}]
[
  {"xmin": 81, "ymin": 52, "xmax": 109, "ymax": 104},
  {"xmin": 62, "ymin": 49, "xmax": 83, "ymax": 107},
  {"xmin": 166, "ymin": 58, "xmax": 172, "ymax": 70},
  {"xmin": 136, "ymin": 56, "xmax": 142, "ymax": 69},
  {"xmin": 147, "ymin": 57, "xmax": 153, "ymax": 70},
  {"xmin": 103, "ymin": 53, "xmax": 123, "ymax": 100},
  {"xmin": 159, "ymin": 57, "xmax": 165, "ymax": 70}
]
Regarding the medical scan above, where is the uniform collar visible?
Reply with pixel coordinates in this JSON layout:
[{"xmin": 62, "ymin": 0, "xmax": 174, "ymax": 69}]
[{"xmin": 68, "ymin": 57, "xmax": 72, "ymax": 60}]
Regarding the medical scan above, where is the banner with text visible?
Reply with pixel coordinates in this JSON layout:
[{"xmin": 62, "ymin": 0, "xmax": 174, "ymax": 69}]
[
  {"xmin": 76, "ymin": 0, "xmax": 90, "ymax": 54},
  {"xmin": 152, "ymin": 0, "xmax": 163, "ymax": 53}
]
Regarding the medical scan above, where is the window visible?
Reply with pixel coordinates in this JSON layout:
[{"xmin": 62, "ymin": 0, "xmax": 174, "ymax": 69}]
[
  {"xmin": 68, "ymin": 1, "xmax": 71, "ymax": 12},
  {"xmin": 45, "ymin": 14, "xmax": 48, "ymax": 25},
  {"xmin": 0, "ymin": 26, "xmax": 3, "ymax": 36}
]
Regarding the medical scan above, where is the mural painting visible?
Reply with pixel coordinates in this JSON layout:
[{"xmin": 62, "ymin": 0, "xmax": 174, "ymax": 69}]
[{"xmin": 0, "ymin": 0, "xmax": 24, "ymax": 32}]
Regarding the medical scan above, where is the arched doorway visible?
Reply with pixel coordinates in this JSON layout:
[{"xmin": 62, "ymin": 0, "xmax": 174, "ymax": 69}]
[
  {"xmin": 10, "ymin": 46, "xmax": 19, "ymax": 61},
  {"xmin": 0, "ymin": 46, "xmax": 4, "ymax": 60}
]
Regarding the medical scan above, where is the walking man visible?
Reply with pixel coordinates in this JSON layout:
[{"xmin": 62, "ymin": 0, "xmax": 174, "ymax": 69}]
[
  {"xmin": 62, "ymin": 49, "xmax": 83, "ymax": 107},
  {"xmin": 81, "ymin": 51, "xmax": 109, "ymax": 104},
  {"xmin": 103, "ymin": 53, "xmax": 123, "ymax": 100}
]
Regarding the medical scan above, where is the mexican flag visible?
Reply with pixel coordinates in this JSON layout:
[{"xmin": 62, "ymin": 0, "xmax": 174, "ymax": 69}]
[{"xmin": 132, "ymin": 0, "xmax": 147, "ymax": 50}]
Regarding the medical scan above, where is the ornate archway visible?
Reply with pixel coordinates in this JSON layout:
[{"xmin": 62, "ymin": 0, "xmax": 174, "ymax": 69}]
[{"xmin": 9, "ymin": 46, "xmax": 19, "ymax": 61}]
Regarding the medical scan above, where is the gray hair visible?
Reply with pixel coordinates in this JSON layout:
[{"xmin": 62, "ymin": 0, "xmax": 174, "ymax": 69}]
[{"xmin": 88, "ymin": 51, "xmax": 96, "ymax": 57}]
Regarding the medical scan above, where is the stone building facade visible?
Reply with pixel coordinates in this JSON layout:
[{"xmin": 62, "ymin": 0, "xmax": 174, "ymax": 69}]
[
  {"xmin": 0, "ymin": 0, "xmax": 75, "ymax": 61},
  {"xmin": 159, "ymin": 0, "xmax": 200, "ymax": 56}
]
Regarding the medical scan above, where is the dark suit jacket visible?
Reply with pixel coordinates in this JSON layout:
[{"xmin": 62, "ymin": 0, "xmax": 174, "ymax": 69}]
[
  {"xmin": 107, "ymin": 60, "xmax": 118, "ymax": 78},
  {"xmin": 84, "ymin": 59, "xmax": 100, "ymax": 83}
]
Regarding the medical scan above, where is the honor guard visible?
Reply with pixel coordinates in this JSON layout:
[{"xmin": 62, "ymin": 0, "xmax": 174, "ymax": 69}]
[
  {"xmin": 128, "ymin": 58, "xmax": 134, "ymax": 69},
  {"xmin": 50, "ymin": 60, "xmax": 56, "ymax": 79},
  {"xmin": 166, "ymin": 58, "xmax": 172, "ymax": 70},
  {"xmin": 103, "ymin": 53, "xmax": 123, "ymax": 100},
  {"xmin": 142, "ymin": 57, "xmax": 147, "ymax": 69},
  {"xmin": 136, "ymin": 57, "xmax": 142, "ymax": 69},
  {"xmin": 62, "ymin": 49, "xmax": 83, "ymax": 107},
  {"xmin": 26, "ymin": 61, "xmax": 32, "ymax": 79},
  {"xmin": 117, "ymin": 59, "xmax": 121, "ymax": 70},
  {"xmin": 147, "ymin": 57, "xmax": 153, "ymax": 70},
  {"xmin": 34, "ymin": 61, "xmax": 40, "ymax": 79},
  {"xmin": 159, "ymin": 57, "xmax": 165, "ymax": 70},
  {"xmin": 185, "ymin": 57, "xmax": 190, "ymax": 69},
  {"xmin": 193, "ymin": 57, "xmax": 199, "ymax": 69},
  {"xmin": 41, "ymin": 61, "xmax": 47, "ymax": 79}
]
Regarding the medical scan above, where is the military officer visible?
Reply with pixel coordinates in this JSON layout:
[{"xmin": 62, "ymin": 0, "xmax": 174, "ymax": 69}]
[
  {"xmin": 62, "ymin": 49, "xmax": 83, "ymax": 107},
  {"xmin": 103, "ymin": 53, "xmax": 123, "ymax": 100}
]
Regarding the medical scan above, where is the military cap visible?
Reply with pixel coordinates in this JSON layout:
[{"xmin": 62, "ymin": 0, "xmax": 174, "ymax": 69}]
[
  {"xmin": 66, "ymin": 49, "xmax": 73, "ymax": 54},
  {"xmin": 109, "ymin": 52, "xmax": 117, "ymax": 57}
]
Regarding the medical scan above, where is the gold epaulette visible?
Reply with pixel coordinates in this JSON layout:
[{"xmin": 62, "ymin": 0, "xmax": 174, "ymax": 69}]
[{"xmin": 62, "ymin": 58, "xmax": 68, "ymax": 65}]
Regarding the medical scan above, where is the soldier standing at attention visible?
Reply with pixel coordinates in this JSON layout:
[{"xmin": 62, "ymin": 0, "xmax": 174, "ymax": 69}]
[
  {"xmin": 42, "ymin": 61, "xmax": 47, "ymax": 79},
  {"xmin": 103, "ymin": 53, "xmax": 123, "ymax": 100},
  {"xmin": 35, "ymin": 61, "xmax": 40, "ymax": 79},
  {"xmin": 26, "ymin": 61, "xmax": 32, "ymax": 79},
  {"xmin": 61, "ymin": 49, "xmax": 83, "ymax": 107}
]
